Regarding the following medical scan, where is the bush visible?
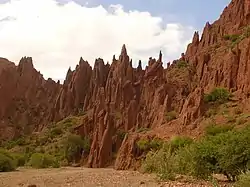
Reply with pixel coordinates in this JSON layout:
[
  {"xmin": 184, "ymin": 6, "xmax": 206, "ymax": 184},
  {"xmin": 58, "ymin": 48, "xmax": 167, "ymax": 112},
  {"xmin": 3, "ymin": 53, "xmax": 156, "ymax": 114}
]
[
  {"xmin": 169, "ymin": 136, "xmax": 193, "ymax": 152},
  {"xmin": 3, "ymin": 137, "xmax": 27, "ymax": 149},
  {"xmin": 235, "ymin": 171, "xmax": 250, "ymax": 187},
  {"xmin": 142, "ymin": 126, "xmax": 250, "ymax": 181},
  {"xmin": 29, "ymin": 153, "xmax": 59, "ymax": 168},
  {"xmin": 177, "ymin": 60, "xmax": 188, "ymax": 69},
  {"xmin": 60, "ymin": 116, "xmax": 79, "ymax": 129},
  {"xmin": 204, "ymin": 87, "xmax": 231, "ymax": 103},
  {"xmin": 223, "ymin": 34, "xmax": 240, "ymax": 42},
  {"xmin": 11, "ymin": 153, "xmax": 26, "ymax": 166},
  {"xmin": 49, "ymin": 127, "xmax": 63, "ymax": 138},
  {"xmin": 165, "ymin": 111, "xmax": 177, "ymax": 122},
  {"xmin": 136, "ymin": 138, "xmax": 163, "ymax": 152},
  {"xmin": 0, "ymin": 153, "xmax": 16, "ymax": 172},
  {"xmin": 63, "ymin": 134, "xmax": 90, "ymax": 163},
  {"xmin": 205, "ymin": 124, "xmax": 234, "ymax": 136},
  {"xmin": 141, "ymin": 144, "xmax": 176, "ymax": 181},
  {"xmin": 0, "ymin": 149, "xmax": 16, "ymax": 172}
]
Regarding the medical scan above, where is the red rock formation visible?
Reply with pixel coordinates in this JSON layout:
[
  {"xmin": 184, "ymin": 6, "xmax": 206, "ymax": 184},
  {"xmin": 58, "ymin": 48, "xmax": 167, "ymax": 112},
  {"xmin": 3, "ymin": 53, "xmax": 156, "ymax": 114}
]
[
  {"xmin": 0, "ymin": 57, "xmax": 60, "ymax": 140},
  {"xmin": 1, "ymin": 0, "xmax": 250, "ymax": 170}
]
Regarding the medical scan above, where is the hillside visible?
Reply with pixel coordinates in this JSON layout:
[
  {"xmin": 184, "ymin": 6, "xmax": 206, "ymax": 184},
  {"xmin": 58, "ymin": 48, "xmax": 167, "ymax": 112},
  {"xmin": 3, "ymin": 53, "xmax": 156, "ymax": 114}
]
[{"xmin": 1, "ymin": 0, "xmax": 250, "ymax": 180}]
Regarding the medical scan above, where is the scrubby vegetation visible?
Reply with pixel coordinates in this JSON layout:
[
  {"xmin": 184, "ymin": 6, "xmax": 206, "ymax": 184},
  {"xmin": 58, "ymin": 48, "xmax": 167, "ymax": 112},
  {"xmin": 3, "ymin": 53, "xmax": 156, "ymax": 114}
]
[
  {"xmin": 235, "ymin": 171, "xmax": 250, "ymax": 187},
  {"xmin": 204, "ymin": 87, "xmax": 231, "ymax": 104},
  {"xmin": 63, "ymin": 134, "xmax": 90, "ymax": 163},
  {"xmin": 204, "ymin": 123, "xmax": 234, "ymax": 136},
  {"xmin": 0, "ymin": 149, "xmax": 17, "ymax": 172},
  {"xmin": 136, "ymin": 138, "xmax": 163, "ymax": 152},
  {"xmin": 141, "ymin": 126, "xmax": 250, "ymax": 182},
  {"xmin": 223, "ymin": 26, "xmax": 250, "ymax": 48},
  {"xmin": 223, "ymin": 34, "xmax": 240, "ymax": 42},
  {"xmin": 0, "ymin": 116, "xmax": 91, "ymax": 171},
  {"xmin": 29, "ymin": 153, "xmax": 59, "ymax": 169},
  {"xmin": 176, "ymin": 60, "xmax": 188, "ymax": 69}
]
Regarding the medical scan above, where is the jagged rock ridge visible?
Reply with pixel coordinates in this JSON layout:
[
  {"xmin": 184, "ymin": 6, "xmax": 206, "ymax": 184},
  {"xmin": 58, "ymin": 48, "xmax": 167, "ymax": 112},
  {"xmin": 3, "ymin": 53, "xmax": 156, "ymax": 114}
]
[{"xmin": 1, "ymin": 0, "xmax": 250, "ymax": 169}]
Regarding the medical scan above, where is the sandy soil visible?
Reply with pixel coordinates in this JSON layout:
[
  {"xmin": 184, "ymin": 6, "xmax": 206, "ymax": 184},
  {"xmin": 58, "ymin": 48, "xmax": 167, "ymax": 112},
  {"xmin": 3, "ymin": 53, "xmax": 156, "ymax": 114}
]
[{"xmin": 0, "ymin": 167, "xmax": 227, "ymax": 187}]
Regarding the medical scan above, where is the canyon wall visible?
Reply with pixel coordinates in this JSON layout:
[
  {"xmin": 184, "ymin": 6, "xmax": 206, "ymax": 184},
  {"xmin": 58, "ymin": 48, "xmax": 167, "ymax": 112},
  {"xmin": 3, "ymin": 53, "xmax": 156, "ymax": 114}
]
[{"xmin": 1, "ymin": 0, "xmax": 250, "ymax": 169}]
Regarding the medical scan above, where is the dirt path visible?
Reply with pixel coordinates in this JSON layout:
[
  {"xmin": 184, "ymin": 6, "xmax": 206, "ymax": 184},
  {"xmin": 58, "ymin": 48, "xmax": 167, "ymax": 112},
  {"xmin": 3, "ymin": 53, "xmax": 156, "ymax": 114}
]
[{"xmin": 0, "ymin": 167, "xmax": 223, "ymax": 187}]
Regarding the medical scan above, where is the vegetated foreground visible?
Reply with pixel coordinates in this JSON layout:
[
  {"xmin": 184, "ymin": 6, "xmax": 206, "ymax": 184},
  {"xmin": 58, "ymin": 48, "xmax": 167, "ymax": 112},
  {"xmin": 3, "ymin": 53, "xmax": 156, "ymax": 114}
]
[{"xmin": 0, "ymin": 167, "xmax": 227, "ymax": 187}]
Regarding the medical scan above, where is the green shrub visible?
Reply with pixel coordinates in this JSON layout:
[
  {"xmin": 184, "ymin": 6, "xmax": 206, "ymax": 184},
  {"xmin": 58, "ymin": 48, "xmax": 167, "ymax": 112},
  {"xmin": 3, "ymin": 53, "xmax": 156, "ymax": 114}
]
[
  {"xmin": 215, "ymin": 128, "xmax": 250, "ymax": 181},
  {"xmin": 49, "ymin": 127, "xmax": 63, "ymax": 138},
  {"xmin": 11, "ymin": 153, "xmax": 26, "ymax": 166},
  {"xmin": 137, "ymin": 139, "xmax": 150, "ymax": 151},
  {"xmin": 205, "ymin": 124, "xmax": 234, "ymax": 136},
  {"xmin": 223, "ymin": 34, "xmax": 240, "ymax": 42},
  {"xmin": 141, "ymin": 145, "xmax": 176, "ymax": 181},
  {"xmin": 165, "ymin": 111, "xmax": 177, "ymax": 122},
  {"xmin": 169, "ymin": 136, "xmax": 193, "ymax": 152},
  {"xmin": 63, "ymin": 134, "xmax": 90, "ymax": 163},
  {"xmin": 0, "ymin": 153, "xmax": 16, "ymax": 172},
  {"xmin": 235, "ymin": 171, "xmax": 250, "ymax": 187},
  {"xmin": 204, "ymin": 87, "xmax": 231, "ymax": 103},
  {"xmin": 142, "ymin": 126, "xmax": 250, "ymax": 181},
  {"xmin": 3, "ymin": 137, "xmax": 27, "ymax": 149},
  {"xmin": 136, "ymin": 138, "xmax": 163, "ymax": 152},
  {"xmin": 177, "ymin": 60, "xmax": 188, "ymax": 69},
  {"xmin": 29, "ymin": 153, "xmax": 59, "ymax": 168},
  {"xmin": 60, "ymin": 116, "xmax": 79, "ymax": 129},
  {"xmin": 0, "ymin": 149, "xmax": 18, "ymax": 172}
]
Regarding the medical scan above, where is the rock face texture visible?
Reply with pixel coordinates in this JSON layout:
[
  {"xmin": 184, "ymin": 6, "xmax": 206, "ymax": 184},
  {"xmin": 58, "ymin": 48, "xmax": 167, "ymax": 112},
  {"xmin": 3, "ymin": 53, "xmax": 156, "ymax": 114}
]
[
  {"xmin": 0, "ymin": 57, "xmax": 60, "ymax": 140},
  {"xmin": 1, "ymin": 0, "xmax": 250, "ymax": 169}
]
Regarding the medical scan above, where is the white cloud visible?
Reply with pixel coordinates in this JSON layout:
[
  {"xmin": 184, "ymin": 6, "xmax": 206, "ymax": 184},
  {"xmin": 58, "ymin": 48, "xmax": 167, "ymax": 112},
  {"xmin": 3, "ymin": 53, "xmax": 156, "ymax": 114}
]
[{"xmin": 0, "ymin": 0, "xmax": 194, "ymax": 80}]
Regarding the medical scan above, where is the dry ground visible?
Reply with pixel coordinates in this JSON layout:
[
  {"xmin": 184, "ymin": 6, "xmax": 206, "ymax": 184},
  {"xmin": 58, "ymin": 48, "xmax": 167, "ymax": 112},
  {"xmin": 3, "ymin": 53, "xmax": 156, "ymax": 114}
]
[{"xmin": 0, "ymin": 167, "xmax": 229, "ymax": 187}]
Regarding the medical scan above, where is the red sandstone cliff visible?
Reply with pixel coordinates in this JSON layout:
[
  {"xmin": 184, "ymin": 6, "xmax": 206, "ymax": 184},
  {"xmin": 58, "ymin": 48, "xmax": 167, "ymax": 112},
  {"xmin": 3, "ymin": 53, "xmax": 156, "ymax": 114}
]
[
  {"xmin": 0, "ymin": 57, "xmax": 60, "ymax": 140},
  {"xmin": 1, "ymin": 0, "xmax": 250, "ymax": 169}
]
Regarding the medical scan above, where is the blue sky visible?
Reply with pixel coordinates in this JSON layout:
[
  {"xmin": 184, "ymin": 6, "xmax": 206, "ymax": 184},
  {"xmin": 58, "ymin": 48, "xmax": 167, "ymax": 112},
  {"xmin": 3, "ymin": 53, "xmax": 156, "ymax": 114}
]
[
  {"xmin": 65, "ymin": 0, "xmax": 231, "ymax": 30},
  {"xmin": 0, "ymin": 0, "xmax": 232, "ymax": 80}
]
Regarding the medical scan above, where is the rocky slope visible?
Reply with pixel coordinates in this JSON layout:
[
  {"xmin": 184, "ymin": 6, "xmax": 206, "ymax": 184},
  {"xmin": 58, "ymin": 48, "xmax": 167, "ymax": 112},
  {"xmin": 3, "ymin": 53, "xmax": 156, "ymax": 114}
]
[{"xmin": 1, "ymin": 0, "xmax": 250, "ymax": 170}]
